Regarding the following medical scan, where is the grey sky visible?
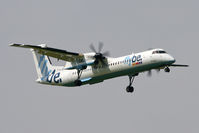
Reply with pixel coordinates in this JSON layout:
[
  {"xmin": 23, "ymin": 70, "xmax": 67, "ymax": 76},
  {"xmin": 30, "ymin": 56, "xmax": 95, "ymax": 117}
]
[{"xmin": 0, "ymin": 0, "xmax": 198, "ymax": 133}]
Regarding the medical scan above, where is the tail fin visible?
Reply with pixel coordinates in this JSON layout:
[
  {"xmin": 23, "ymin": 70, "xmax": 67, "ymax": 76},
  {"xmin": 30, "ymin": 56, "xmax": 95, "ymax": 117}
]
[
  {"xmin": 10, "ymin": 43, "xmax": 64, "ymax": 81},
  {"xmin": 31, "ymin": 49, "xmax": 53, "ymax": 79}
]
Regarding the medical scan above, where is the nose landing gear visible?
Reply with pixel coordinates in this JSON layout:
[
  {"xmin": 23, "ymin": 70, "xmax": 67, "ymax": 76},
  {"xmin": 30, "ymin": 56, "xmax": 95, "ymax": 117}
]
[{"xmin": 164, "ymin": 67, "xmax": 170, "ymax": 73}]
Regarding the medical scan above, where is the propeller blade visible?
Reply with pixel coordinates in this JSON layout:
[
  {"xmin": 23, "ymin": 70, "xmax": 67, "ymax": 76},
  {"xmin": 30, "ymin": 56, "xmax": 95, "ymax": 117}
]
[
  {"xmin": 89, "ymin": 42, "xmax": 110, "ymax": 66},
  {"xmin": 156, "ymin": 69, "xmax": 160, "ymax": 73},
  {"xmin": 147, "ymin": 70, "xmax": 152, "ymax": 77},
  {"xmin": 98, "ymin": 42, "xmax": 104, "ymax": 53},
  {"xmin": 89, "ymin": 43, "xmax": 97, "ymax": 53},
  {"xmin": 102, "ymin": 51, "xmax": 110, "ymax": 57}
]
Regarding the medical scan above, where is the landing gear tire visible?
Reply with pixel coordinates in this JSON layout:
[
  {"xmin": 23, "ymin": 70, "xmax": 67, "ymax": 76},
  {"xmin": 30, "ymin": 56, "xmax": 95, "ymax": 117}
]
[
  {"xmin": 164, "ymin": 67, "xmax": 170, "ymax": 73},
  {"xmin": 126, "ymin": 86, "xmax": 134, "ymax": 93},
  {"xmin": 74, "ymin": 80, "xmax": 82, "ymax": 86}
]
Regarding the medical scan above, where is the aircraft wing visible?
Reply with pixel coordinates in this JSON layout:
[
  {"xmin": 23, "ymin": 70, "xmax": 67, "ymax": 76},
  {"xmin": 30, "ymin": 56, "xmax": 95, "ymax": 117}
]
[
  {"xmin": 170, "ymin": 64, "xmax": 189, "ymax": 67},
  {"xmin": 10, "ymin": 43, "xmax": 84, "ymax": 62}
]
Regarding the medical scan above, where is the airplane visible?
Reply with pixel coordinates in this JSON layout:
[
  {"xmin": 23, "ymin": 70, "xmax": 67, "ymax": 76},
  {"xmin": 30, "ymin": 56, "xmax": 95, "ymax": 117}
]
[{"xmin": 10, "ymin": 43, "xmax": 188, "ymax": 93}]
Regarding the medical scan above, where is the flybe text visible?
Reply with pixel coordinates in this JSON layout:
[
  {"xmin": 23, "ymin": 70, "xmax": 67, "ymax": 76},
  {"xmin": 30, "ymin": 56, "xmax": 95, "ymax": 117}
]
[
  {"xmin": 124, "ymin": 55, "xmax": 142, "ymax": 66},
  {"xmin": 47, "ymin": 70, "xmax": 62, "ymax": 83}
]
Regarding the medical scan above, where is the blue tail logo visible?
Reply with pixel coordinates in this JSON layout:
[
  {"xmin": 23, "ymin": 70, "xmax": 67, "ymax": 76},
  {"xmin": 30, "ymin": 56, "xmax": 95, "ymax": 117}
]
[
  {"xmin": 38, "ymin": 55, "xmax": 52, "ymax": 77},
  {"xmin": 38, "ymin": 55, "xmax": 62, "ymax": 83}
]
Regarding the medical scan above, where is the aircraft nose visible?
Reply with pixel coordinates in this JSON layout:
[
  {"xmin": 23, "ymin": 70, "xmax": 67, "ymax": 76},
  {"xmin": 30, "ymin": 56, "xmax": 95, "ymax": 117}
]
[
  {"xmin": 173, "ymin": 58, "xmax": 176, "ymax": 63},
  {"xmin": 169, "ymin": 55, "xmax": 175, "ymax": 64}
]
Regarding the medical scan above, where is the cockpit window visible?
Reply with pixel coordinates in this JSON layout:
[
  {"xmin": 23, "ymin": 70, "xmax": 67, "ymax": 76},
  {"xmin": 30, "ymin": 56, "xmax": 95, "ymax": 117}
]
[
  {"xmin": 159, "ymin": 51, "xmax": 166, "ymax": 53},
  {"xmin": 152, "ymin": 50, "xmax": 166, "ymax": 54}
]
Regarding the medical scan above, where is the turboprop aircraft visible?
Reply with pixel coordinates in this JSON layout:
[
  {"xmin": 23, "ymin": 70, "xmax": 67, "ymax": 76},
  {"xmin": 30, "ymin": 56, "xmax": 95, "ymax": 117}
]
[{"xmin": 10, "ymin": 43, "xmax": 188, "ymax": 93}]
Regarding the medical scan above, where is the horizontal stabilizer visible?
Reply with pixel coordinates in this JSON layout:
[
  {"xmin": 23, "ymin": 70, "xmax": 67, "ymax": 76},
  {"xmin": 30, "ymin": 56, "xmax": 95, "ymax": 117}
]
[{"xmin": 10, "ymin": 43, "xmax": 83, "ymax": 62}]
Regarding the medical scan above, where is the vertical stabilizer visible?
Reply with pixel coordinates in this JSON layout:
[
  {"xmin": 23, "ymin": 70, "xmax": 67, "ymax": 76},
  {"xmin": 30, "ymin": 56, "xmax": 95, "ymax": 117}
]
[
  {"xmin": 31, "ymin": 49, "xmax": 53, "ymax": 79},
  {"xmin": 10, "ymin": 43, "xmax": 65, "ymax": 82}
]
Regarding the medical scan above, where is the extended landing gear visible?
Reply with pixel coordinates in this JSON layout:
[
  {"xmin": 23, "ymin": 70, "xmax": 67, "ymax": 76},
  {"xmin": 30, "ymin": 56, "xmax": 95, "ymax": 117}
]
[
  {"xmin": 74, "ymin": 79, "xmax": 82, "ymax": 86},
  {"xmin": 126, "ymin": 86, "xmax": 134, "ymax": 93},
  {"xmin": 74, "ymin": 69, "xmax": 83, "ymax": 86},
  {"xmin": 126, "ymin": 75, "xmax": 135, "ymax": 93},
  {"xmin": 164, "ymin": 67, "xmax": 170, "ymax": 73}
]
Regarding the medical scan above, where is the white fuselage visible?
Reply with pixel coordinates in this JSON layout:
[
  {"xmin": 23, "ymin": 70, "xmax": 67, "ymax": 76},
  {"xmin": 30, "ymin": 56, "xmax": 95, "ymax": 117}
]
[{"xmin": 37, "ymin": 49, "xmax": 175, "ymax": 87}]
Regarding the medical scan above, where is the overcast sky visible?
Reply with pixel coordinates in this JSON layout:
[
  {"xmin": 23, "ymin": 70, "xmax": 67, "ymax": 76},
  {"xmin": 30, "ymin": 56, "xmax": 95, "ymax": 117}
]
[{"xmin": 0, "ymin": 0, "xmax": 198, "ymax": 133}]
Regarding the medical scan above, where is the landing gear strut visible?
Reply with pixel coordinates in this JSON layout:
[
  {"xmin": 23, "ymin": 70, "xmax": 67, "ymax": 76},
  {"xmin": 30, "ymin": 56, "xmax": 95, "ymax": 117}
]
[
  {"xmin": 164, "ymin": 67, "xmax": 170, "ymax": 73},
  {"xmin": 74, "ymin": 69, "xmax": 83, "ymax": 86},
  {"xmin": 126, "ymin": 75, "xmax": 135, "ymax": 93}
]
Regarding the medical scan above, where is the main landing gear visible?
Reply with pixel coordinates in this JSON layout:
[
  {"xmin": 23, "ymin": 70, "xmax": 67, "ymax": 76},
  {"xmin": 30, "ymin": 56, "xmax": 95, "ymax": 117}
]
[
  {"xmin": 74, "ymin": 69, "xmax": 83, "ymax": 86},
  {"xmin": 126, "ymin": 75, "xmax": 136, "ymax": 93}
]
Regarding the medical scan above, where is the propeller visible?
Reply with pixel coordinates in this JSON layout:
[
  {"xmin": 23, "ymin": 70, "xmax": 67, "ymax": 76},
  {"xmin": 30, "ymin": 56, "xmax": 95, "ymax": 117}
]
[
  {"xmin": 156, "ymin": 69, "xmax": 160, "ymax": 73},
  {"xmin": 147, "ymin": 69, "xmax": 161, "ymax": 77},
  {"xmin": 147, "ymin": 70, "xmax": 152, "ymax": 77},
  {"xmin": 89, "ymin": 42, "xmax": 110, "ymax": 65}
]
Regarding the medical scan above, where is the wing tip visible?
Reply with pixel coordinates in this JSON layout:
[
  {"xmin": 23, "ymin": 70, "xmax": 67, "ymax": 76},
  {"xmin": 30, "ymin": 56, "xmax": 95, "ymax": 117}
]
[
  {"xmin": 9, "ymin": 43, "xmax": 15, "ymax": 47},
  {"xmin": 9, "ymin": 43, "xmax": 24, "ymax": 47}
]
